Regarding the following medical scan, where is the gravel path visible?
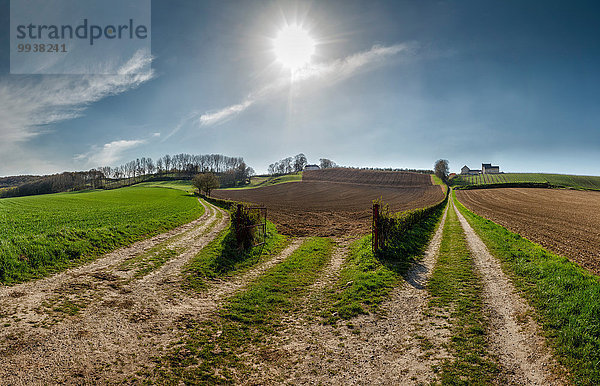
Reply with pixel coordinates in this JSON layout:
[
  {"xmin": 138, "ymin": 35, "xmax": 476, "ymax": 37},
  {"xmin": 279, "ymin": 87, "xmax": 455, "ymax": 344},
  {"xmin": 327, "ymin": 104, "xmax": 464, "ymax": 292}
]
[
  {"xmin": 0, "ymin": 199, "xmax": 229, "ymax": 384},
  {"xmin": 247, "ymin": 203, "xmax": 451, "ymax": 384},
  {"xmin": 454, "ymin": 201, "xmax": 565, "ymax": 385}
]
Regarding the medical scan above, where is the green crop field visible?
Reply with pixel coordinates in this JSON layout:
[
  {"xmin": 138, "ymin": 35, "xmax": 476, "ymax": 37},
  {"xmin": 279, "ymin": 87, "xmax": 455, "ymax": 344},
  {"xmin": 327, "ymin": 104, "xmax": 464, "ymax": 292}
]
[
  {"xmin": 219, "ymin": 172, "xmax": 302, "ymax": 190},
  {"xmin": 0, "ymin": 186, "xmax": 204, "ymax": 283},
  {"xmin": 453, "ymin": 173, "xmax": 600, "ymax": 190},
  {"xmin": 136, "ymin": 180, "xmax": 196, "ymax": 194}
]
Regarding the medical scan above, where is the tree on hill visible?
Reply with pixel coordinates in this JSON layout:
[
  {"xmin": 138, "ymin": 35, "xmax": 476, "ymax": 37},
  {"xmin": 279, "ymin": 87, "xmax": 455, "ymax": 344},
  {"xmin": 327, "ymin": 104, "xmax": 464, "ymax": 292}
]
[
  {"xmin": 434, "ymin": 159, "xmax": 449, "ymax": 183},
  {"xmin": 268, "ymin": 153, "xmax": 307, "ymax": 175},
  {"xmin": 293, "ymin": 153, "xmax": 307, "ymax": 172},
  {"xmin": 319, "ymin": 158, "xmax": 337, "ymax": 169},
  {"xmin": 192, "ymin": 173, "xmax": 220, "ymax": 196}
]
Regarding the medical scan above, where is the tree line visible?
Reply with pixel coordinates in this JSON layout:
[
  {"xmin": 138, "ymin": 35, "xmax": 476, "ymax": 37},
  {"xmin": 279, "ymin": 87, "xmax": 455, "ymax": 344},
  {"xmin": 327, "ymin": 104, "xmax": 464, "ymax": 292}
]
[
  {"xmin": 0, "ymin": 153, "xmax": 254, "ymax": 199},
  {"xmin": 265, "ymin": 154, "xmax": 434, "ymax": 176},
  {"xmin": 102, "ymin": 153, "xmax": 253, "ymax": 181},
  {"xmin": 0, "ymin": 171, "xmax": 106, "ymax": 198}
]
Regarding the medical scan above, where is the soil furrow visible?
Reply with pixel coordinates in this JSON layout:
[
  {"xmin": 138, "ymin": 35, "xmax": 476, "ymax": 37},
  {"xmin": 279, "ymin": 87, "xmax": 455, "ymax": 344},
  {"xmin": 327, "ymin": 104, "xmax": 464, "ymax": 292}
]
[
  {"xmin": 456, "ymin": 188, "xmax": 600, "ymax": 275},
  {"xmin": 454, "ymin": 201, "xmax": 564, "ymax": 385}
]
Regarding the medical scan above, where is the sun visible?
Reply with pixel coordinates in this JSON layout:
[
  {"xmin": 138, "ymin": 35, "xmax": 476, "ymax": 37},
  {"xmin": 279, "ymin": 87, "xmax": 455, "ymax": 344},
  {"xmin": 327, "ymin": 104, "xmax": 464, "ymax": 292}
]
[{"xmin": 273, "ymin": 25, "xmax": 315, "ymax": 71}]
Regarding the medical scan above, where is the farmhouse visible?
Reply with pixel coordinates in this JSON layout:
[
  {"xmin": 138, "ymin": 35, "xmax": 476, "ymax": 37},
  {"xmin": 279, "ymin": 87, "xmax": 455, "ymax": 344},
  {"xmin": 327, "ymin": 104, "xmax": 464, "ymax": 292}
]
[
  {"xmin": 461, "ymin": 163, "xmax": 500, "ymax": 175},
  {"xmin": 482, "ymin": 163, "xmax": 500, "ymax": 174},
  {"xmin": 461, "ymin": 165, "xmax": 481, "ymax": 175},
  {"xmin": 304, "ymin": 164, "xmax": 320, "ymax": 171}
]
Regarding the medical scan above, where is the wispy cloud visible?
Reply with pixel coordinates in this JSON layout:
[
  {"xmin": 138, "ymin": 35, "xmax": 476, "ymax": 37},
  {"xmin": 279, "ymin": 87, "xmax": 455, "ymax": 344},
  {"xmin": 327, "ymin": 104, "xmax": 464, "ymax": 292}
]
[
  {"xmin": 196, "ymin": 43, "xmax": 412, "ymax": 127},
  {"xmin": 0, "ymin": 51, "xmax": 154, "ymax": 175},
  {"xmin": 0, "ymin": 51, "xmax": 153, "ymax": 149},
  {"xmin": 198, "ymin": 100, "xmax": 254, "ymax": 126},
  {"xmin": 75, "ymin": 139, "xmax": 146, "ymax": 167}
]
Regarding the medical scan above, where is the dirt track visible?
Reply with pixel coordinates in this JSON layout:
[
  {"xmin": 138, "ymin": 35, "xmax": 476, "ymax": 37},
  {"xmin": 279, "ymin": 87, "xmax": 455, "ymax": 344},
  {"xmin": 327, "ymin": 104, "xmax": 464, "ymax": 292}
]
[
  {"xmin": 0, "ymin": 199, "xmax": 226, "ymax": 384},
  {"xmin": 456, "ymin": 188, "xmax": 600, "ymax": 275},
  {"xmin": 214, "ymin": 181, "xmax": 444, "ymax": 237},
  {"xmin": 0, "ymin": 183, "xmax": 571, "ymax": 384},
  {"xmin": 0, "ymin": 200, "xmax": 306, "ymax": 384},
  {"xmin": 454, "ymin": 200, "xmax": 564, "ymax": 385},
  {"xmin": 241, "ymin": 203, "xmax": 451, "ymax": 385}
]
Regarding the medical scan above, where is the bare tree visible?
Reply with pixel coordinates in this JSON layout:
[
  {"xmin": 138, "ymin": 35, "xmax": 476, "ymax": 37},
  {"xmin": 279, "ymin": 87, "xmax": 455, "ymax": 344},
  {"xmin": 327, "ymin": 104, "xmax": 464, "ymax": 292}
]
[{"xmin": 164, "ymin": 155, "xmax": 172, "ymax": 174}]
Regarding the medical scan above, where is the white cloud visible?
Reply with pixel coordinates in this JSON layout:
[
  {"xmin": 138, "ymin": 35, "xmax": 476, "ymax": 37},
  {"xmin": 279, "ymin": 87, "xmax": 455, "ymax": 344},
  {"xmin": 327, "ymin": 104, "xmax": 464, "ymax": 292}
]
[
  {"xmin": 198, "ymin": 100, "xmax": 254, "ymax": 126},
  {"xmin": 75, "ymin": 139, "xmax": 146, "ymax": 167},
  {"xmin": 196, "ymin": 43, "xmax": 412, "ymax": 126},
  {"xmin": 292, "ymin": 44, "xmax": 409, "ymax": 83},
  {"xmin": 0, "ymin": 51, "xmax": 154, "ymax": 173}
]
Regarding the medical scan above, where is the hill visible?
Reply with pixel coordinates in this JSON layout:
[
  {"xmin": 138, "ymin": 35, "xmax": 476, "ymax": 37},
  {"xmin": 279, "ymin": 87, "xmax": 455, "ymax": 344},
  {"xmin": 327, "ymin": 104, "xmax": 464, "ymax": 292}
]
[
  {"xmin": 303, "ymin": 168, "xmax": 434, "ymax": 187},
  {"xmin": 452, "ymin": 173, "xmax": 600, "ymax": 190},
  {"xmin": 0, "ymin": 175, "xmax": 43, "ymax": 188},
  {"xmin": 219, "ymin": 172, "xmax": 302, "ymax": 190}
]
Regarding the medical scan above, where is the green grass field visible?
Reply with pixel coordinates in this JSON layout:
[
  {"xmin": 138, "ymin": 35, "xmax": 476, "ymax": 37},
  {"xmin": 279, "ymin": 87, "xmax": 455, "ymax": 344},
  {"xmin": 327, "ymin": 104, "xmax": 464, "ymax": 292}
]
[
  {"xmin": 0, "ymin": 186, "xmax": 204, "ymax": 283},
  {"xmin": 453, "ymin": 173, "xmax": 600, "ymax": 190},
  {"xmin": 219, "ymin": 172, "xmax": 302, "ymax": 190},
  {"xmin": 136, "ymin": 180, "xmax": 196, "ymax": 194}
]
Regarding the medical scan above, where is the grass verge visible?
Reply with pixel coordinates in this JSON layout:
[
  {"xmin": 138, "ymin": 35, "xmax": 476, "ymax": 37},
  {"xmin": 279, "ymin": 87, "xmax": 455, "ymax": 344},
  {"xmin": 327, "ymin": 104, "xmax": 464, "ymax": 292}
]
[
  {"xmin": 428, "ymin": 200, "xmax": 499, "ymax": 383},
  {"xmin": 321, "ymin": 201, "xmax": 445, "ymax": 324},
  {"xmin": 152, "ymin": 237, "xmax": 333, "ymax": 383},
  {"xmin": 455, "ymin": 192, "xmax": 600, "ymax": 385}
]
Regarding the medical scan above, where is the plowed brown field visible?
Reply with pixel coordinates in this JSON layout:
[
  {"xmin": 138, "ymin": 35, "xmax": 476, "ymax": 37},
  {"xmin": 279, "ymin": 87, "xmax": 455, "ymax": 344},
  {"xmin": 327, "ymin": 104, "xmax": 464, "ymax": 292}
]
[
  {"xmin": 303, "ymin": 168, "xmax": 432, "ymax": 186},
  {"xmin": 214, "ymin": 170, "xmax": 443, "ymax": 236},
  {"xmin": 456, "ymin": 188, "xmax": 600, "ymax": 275}
]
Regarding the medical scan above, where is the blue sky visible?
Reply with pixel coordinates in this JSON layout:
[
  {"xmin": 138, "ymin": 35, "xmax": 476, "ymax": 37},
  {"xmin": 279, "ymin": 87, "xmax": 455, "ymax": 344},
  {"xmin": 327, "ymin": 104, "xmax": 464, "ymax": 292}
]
[{"xmin": 0, "ymin": 0, "xmax": 598, "ymax": 176}]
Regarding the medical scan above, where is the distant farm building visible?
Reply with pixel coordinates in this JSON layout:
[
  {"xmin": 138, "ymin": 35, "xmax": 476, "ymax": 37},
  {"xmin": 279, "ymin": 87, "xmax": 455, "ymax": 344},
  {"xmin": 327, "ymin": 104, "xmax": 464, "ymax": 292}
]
[
  {"xmin": 461, "ymin": 165, "xmax": 481, "ymax": 175},
  {"xmin": 482, "ymin": 163, "xmax": 500, "ymax": 174},
  {"xmin": 304, "ymin": 164, "xmax": 320, "ymax": 171},
  {"xmin": 461, "ymin": 163, "xmax": 500, "ymax": 175}
]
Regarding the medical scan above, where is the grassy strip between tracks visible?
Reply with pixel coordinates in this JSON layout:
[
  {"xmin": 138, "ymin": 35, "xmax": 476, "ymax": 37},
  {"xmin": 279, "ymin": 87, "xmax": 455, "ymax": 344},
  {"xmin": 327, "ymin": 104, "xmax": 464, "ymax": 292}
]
[
  {"xmin": 455, "ymin": 193, "xmax": 600, "ymax": 385},
  {"xmin": 321, "ymin": 199, "xmax": 446, "ymax": 324},
  {"xmin": 428, "ymin": 201, "xmax": 499, "ymax": 383},
  {"xmin": 184, "ymin": 218, "xmax": 287, "ymax": 290},
  {"xmin": 120, "ymin": 208, "xmax": 226, "ymax": 280},
  {"xmin": 151, "ymin": 237, "xmax": 333, "ymax": 384}
]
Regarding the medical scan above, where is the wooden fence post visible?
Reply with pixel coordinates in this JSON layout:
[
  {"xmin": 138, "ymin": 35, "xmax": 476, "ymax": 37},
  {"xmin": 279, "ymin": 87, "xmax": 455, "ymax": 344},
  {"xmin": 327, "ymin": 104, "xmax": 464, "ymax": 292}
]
[
  {"xmin": 236, "ymin": 204, "xmax": 243, "ymax": 248},
  {"xmin": 372, "ymin": 203, "xmax": 379, "ymax": 253}
]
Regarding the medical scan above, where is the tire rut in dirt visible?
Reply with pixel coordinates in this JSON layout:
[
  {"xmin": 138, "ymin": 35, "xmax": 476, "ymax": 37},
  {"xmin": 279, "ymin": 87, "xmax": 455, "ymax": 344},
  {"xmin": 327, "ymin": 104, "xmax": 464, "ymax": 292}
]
[
  {"xmin": 0, "ymin": 200, "xmax": 228, "ymax": 385},
  {"xmin": 454, "ymin": 202, "xmax": 566, "ymax": 385},
  {"xmin": 243, "ymin": 204, "xmax": 451, "ymax": 385}
]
